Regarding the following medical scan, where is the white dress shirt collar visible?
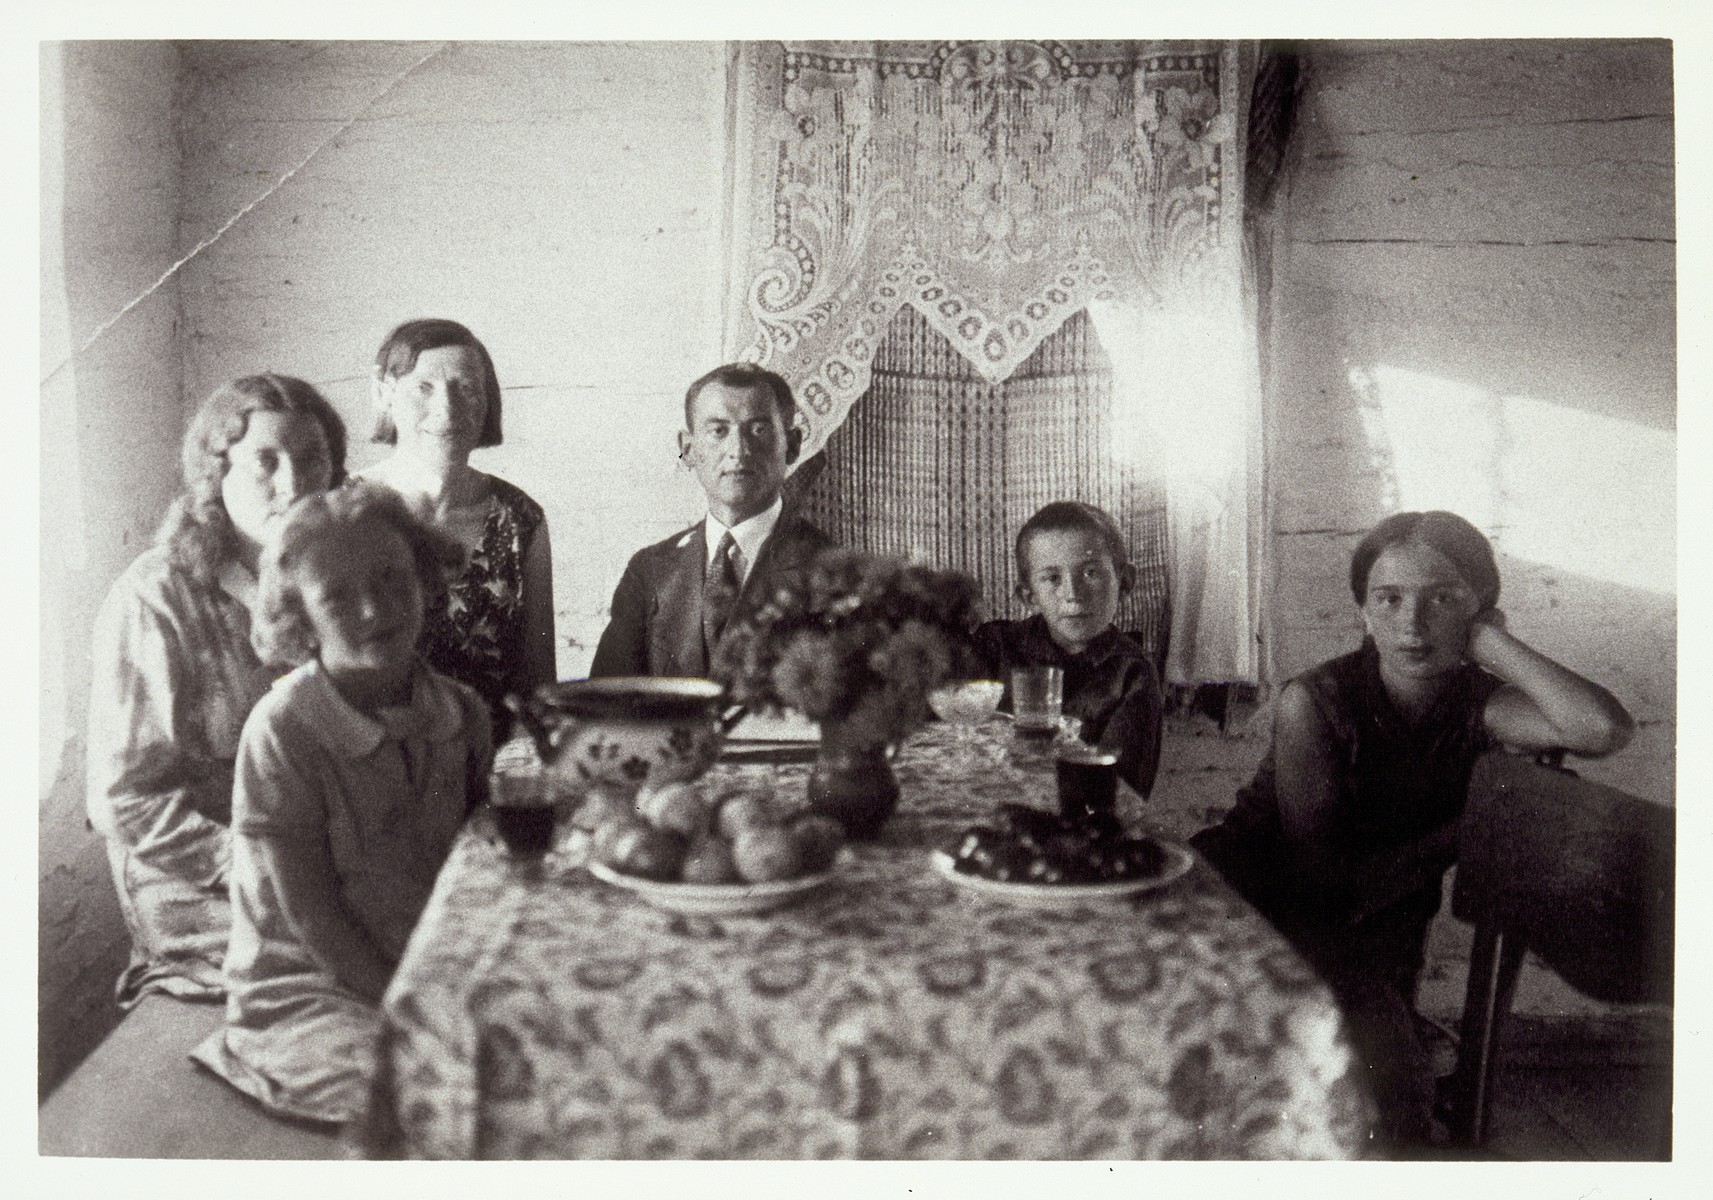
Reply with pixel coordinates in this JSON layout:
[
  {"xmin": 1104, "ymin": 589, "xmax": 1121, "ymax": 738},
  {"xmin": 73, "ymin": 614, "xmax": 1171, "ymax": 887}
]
[{"xmin": 705, "ymin": 496, "xmax": 783, "ymax": 584}]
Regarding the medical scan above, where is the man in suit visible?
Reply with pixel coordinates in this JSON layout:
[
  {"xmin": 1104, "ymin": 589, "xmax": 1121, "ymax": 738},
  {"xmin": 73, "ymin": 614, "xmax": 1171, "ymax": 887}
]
[{"xmin": 590, "ymin": 363, "xmax": 834, "ymax": 677}]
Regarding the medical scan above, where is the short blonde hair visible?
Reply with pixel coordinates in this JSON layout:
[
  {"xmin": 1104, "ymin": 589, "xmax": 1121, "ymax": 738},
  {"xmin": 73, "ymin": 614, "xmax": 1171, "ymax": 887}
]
[{"xmin": 253, "ymin": 479, "xmax": 464, "ymax": 666}]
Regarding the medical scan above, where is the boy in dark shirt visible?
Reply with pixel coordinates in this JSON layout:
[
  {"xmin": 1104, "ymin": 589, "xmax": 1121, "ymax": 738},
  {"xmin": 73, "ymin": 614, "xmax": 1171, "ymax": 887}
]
[{"xmin": 974, "ymin": 501, "xmax": 1164, "ymax": 796}]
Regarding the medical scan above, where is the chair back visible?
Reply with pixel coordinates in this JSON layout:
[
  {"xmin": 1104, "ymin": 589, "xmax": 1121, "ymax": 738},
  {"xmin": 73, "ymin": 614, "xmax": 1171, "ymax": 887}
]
[{"xmin": 1453, "ymin": 751, "xmax": 1674, "ymax": 1005}]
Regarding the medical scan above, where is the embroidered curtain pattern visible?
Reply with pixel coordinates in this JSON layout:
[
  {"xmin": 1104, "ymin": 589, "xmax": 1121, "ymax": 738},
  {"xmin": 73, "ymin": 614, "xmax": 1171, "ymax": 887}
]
[
  {"xmin": 795, "ymin": 307, "xmax": 1171, "ymax": 667},
  {"xmin": 727, "ymin": 40, "xmax": 1261, "ymax": 682},
  {"xmin": 726, "ymin": 39, "xmax": 1241, "ymax": 454}
]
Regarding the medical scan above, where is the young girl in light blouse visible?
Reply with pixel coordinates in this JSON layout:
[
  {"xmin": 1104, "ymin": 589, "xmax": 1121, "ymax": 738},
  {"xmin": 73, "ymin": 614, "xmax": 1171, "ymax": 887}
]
[{"xmin": 192, "ymin": 480, "xmax": 491, "ymax": 1125}]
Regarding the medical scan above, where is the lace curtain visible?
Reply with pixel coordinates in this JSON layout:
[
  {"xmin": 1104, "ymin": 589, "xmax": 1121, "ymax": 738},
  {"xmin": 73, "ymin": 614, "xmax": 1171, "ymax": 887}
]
[
  {"xmin": 793, "ymin": 307, "xmax": 1171, "ymax": 668},
  {"xmin": 725, "ymin": 40, "xmax": 1261, "ymax": 682}
]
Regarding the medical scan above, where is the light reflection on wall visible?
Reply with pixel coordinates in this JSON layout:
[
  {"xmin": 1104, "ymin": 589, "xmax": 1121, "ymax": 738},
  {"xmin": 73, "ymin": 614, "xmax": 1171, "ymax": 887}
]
[
  {"xmin": 1349, "ymin": 363, "xmax": 1675, "ymax": 595},
  {"xmin": 1087, "ymin": 294, "xmax": 1264, "ymax": 682}
]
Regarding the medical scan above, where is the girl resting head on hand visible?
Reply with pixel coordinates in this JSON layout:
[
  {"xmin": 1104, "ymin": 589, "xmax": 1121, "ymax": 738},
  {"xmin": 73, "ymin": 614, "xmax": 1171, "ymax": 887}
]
[
  {"xmin": 1350, "ymin": 510, "xmax": 1631, "ymax": 755},
  {"xmin": 1192, "ymin": 509, "xmax": 1633, "ymax": 1153}
]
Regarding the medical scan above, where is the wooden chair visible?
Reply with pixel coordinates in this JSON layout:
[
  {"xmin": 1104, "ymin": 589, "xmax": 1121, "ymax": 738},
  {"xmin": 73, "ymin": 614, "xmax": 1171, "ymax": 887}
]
[{"xmin": 1439, "ymin": 751, "xmax": 1674, "ymax": 1148}]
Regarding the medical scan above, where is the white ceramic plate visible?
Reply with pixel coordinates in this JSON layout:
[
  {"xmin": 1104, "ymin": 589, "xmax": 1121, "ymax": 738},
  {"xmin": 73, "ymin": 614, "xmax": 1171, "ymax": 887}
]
[
  {"xmin": 930, "ymin": 842, "xmax": 1195, "ymax": 908},
  {"xmin": 725, "ymin": 709, "xmax": 822, "ymax": 744},
  {"xmin": 588, "ymin": 858, "xmax": 842, "ymax": 915}
]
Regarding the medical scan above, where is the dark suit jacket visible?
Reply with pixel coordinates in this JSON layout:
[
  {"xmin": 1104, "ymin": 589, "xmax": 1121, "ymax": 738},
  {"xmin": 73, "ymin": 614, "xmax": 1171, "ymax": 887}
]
[{"xmin": 589, "ymin": 510, "xmax": 834, "ymax": 678}]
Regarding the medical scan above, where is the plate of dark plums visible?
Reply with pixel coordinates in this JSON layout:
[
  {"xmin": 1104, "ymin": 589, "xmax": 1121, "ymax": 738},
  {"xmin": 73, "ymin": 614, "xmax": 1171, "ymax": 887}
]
[{"xmin": 933, "ymin": 803, "xmax": 1193, "ymax": 908}]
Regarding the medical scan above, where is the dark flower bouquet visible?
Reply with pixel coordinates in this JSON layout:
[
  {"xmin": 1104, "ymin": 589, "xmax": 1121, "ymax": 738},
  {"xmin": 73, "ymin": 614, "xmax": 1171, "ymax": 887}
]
[{"xmin": 712, "ymin": 549, "xmax": 985, "ymax": 749}]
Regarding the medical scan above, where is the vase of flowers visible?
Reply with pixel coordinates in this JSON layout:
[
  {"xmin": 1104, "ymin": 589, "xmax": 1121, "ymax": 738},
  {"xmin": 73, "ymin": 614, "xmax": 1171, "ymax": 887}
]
[
  {"xmin": 801, "ymin": 726, "xmax": 899, "ymax": 841},
  {"xmin": 712, "ymin": 549, "xmax": 983, "ymax": 839}
]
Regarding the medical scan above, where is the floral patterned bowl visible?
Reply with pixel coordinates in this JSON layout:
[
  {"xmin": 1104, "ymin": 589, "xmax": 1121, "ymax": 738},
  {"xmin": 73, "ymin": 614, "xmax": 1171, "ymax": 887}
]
[{"xmin": 506, "ymin": 678, "xmax": 741, "ymax": 799}]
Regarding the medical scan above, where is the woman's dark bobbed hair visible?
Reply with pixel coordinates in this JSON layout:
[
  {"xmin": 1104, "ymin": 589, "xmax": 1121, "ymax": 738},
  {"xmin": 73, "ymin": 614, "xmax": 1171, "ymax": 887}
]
[
  {"xmin": 372, "ymin": 318, "xmax": 503, "ymax": 447},
  {"xmin": 1349, "ymin": 510, "xmax": 1500, "ymax": 610}
]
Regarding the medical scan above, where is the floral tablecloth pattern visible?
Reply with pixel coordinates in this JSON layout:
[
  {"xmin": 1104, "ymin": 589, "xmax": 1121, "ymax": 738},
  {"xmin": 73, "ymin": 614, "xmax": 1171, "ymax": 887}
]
[{"xmin": 354, "ymin": 723, "xmax": 1374, "ymax": 1159}]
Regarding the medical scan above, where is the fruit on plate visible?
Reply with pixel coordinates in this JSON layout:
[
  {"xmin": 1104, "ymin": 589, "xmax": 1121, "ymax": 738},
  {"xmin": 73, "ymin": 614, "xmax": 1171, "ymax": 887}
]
[
  {"xmin": 731, "ymin": 826, "xmax": 802, "ymax": 883},
  {"xmin": 790, "ymin": 815, "xmax": 845, "ymax": 873},
  {"xmin": 680, "ymin": 833, "xmax": 742, "ymax": 884},
  {"xmin": 715, "ymin": 794, "xmax": 774, "ymax": 840},
  {"xmin": 650, "ymin": 788, "xmax": 712, "ymax": 839},
  {"xmin": 616, "ymin": 827, "xmax": 691, "ymax": 881},
  {"xmin": 594, "ymin": 820, "xmax": 686, "ymax": 879},
  {"xmin": 581, "ymin": 779, "xmax": 844, "ymax": 885},
  {"xmin": 634, "ymin": 782, "xmax": 684, "ymax": 823},
  {"xmin": 571, "ymin": 789, "xmax": 634, "ymax": 832},
  {"xmin": 949, "ymin": 804, "xmax": 1165, "ymax": 884},
  {"xmin": 590, "ymin": 813, "xmax": 650, "ymax": 862}
]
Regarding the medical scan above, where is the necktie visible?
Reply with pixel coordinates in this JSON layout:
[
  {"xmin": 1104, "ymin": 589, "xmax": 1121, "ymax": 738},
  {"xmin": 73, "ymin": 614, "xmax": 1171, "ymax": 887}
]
[{"xmin": 703, "ymin": 530, "xmax": 742, "ymax": 659}]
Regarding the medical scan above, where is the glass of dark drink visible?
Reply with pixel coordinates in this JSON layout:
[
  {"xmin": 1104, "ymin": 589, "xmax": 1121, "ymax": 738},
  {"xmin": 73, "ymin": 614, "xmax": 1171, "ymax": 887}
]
[
  {"xmin": 1055, "ymin": 743, "xmax": 1119, "ymax": 826},
  {"xmin": 493, "ymin": 804, "xmax": 555, "ymax": 855},
  {"xmin": 490, "ymin": 772, "xmax": 557, "ymax": 856},
  {"xmin": 1009, "ymin": 714, "xmax": 1083, "ymax": 773}
]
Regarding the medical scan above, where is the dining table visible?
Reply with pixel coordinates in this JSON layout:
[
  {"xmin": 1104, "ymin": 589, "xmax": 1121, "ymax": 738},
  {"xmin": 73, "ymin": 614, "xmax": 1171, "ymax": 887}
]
[{"xmin": 351, "ymin": 719, "xmax": 1376, "ymax": 1160}]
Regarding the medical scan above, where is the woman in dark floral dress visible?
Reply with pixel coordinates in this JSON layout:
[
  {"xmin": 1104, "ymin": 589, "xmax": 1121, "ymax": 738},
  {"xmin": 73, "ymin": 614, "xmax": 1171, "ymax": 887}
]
[{"xmin": 359, "ymin": 319, "xmax": 555, "ymax": 736}]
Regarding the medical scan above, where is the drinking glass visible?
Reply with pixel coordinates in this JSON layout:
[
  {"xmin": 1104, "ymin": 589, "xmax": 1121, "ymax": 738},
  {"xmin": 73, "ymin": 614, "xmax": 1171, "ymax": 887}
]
[
  {"xmin": 1010, "ymin": 665, "xmax": 1064, "ymax": 734},
  {"xmin": 1008, "ymin": 712, "xmax": 1084, "ymax": 772},
  {"xmin": 1055, "ymin": 742, "xmax": 1120, "ymax": 826},
  {"xmin": 490, "ymin": 771, "xmax": 558, "ymax": 858}
]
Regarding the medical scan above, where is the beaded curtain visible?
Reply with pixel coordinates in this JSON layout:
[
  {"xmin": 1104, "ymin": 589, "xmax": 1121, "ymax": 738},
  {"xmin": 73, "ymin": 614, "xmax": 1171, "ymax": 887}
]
[
  {"xmin": 793, "ymin": 307, "xmax": 1171, "ymax": 669},
  {"xmin": 729, "ymin": 40, "xmax": 1260, "ymax": 682}
]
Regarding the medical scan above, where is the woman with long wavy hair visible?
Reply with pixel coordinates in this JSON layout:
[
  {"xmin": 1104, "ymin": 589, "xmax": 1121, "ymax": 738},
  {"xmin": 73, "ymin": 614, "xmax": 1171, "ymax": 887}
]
[{"xmin": 86, "ymin": 374, "xmax": 347, "ymax": 1007}]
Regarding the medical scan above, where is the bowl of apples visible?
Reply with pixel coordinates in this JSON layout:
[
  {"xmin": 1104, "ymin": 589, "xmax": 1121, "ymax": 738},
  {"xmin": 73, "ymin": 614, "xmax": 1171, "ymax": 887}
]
[{"xmin": 575, "ymin": 779, "xmax": 849, "ymax": 916}]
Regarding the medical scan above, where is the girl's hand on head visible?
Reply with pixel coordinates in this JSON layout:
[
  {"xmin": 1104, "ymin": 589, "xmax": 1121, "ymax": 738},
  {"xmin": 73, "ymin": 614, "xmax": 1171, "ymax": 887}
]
[
  {"xmin": 1465, "ymin": 607, "xmax": 1511, "ymax": 669},
  {"xmin": 1472, "ymin": 603, "xmax": 1636, "ymax": 756}
]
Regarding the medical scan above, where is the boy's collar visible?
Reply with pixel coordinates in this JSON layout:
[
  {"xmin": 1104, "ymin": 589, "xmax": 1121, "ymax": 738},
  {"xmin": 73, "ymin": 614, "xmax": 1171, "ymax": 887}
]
[{"xmin": 1021, "ymin": 613, "xmax": 1129, "ymax": 664}]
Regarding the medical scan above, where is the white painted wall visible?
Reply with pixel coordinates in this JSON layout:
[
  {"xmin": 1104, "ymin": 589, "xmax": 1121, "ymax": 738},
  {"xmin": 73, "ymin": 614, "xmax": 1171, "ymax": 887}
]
[
  {"xmin": 39, "ymin": 40, "xmax": 188, "ymax": 1096},
  {"xmin": 1264, "ymin": 40, "xmax": 1676, "ymax": 1030},
  {"xmin": 173, "ymin": 40, "xmax": 732, "ymax": 678},
  {"xmin": 1268, "ymin": 39, "xmax": 1675, "ymax": 806}
]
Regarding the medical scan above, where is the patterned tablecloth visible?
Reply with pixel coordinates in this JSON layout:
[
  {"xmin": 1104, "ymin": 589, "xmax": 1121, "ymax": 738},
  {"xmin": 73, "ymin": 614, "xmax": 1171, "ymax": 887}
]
[{"xmin": 353, "ymin": 722, "xmax": 1374, "ymax": 1160}]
